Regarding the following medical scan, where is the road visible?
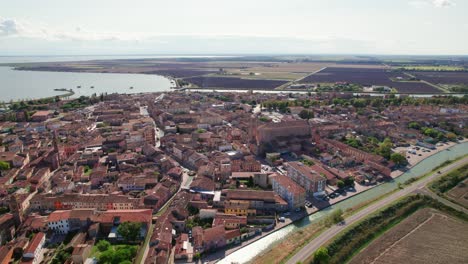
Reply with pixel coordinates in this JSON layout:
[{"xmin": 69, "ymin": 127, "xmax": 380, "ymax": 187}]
[
  {"xmin": 275, "ymin": 67, "xmax": 327, "ymax": 90},
  {"xmin": 286, "ymin": 156, "xmax": 468, "ymax": 264}
]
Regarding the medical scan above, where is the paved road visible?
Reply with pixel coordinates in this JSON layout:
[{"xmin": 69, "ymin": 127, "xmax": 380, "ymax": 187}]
[{"xmin": 286, "ymin": 156, "xmax": 468, "ymax": 264}]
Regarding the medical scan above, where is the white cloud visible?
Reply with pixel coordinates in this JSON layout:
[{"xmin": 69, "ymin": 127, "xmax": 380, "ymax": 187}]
[
  {"xmin": 0, "ymin": 18, "xmax": 21, "ymax": 36},
  {"xmin": 0, "ymin": 16, "xmax": 143, "ymax": 41},
  {"xmin": 431, "ymin": 0, "xmax": 454, "ymax": 7},
  {"xmin": 409, "ymin": 0, "xmax": 455, "ymax": 8}
]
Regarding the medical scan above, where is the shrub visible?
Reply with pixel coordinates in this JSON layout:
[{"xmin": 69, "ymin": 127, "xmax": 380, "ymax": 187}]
[{"xmin": 96, "ymin": 240, "xmax": 111, "ymax": 252}]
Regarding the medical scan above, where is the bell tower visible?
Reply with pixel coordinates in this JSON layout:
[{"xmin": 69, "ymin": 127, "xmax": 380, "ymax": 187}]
[{"xmin": 9, "ymin": 195, "xmax": 23, "ymax": 227}]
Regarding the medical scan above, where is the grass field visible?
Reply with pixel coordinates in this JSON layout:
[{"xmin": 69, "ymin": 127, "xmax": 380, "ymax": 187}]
[
  {"xmin": 251, "ymin": 223, "xmax": 323, "ymax": 264},
  {"xmin": 349, "ymin": 208, "xmax": 468, "ymax": 264},
  {"xmin": 447, "ymin": 178, "xmax": 468, "ymax": 208}
]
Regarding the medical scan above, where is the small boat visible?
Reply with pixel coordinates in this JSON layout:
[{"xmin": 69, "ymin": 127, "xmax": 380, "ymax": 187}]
[
  {"xmin": 77, "ymin": 85, "xmax": 81, "ymax": 88},
  {"xmin": 90, "ymin": 86, "xmax": 94, "ymax": 89},
  {"xmin": 129, "ymin": 86, "xmax": 134, "ymax": 90}
]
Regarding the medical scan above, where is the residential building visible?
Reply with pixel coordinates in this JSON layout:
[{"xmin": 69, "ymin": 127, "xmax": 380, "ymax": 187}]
[
  {"xmin": 285, "ymin": 162, "xmax": 326, "ymax": 196},
  {"xmin": 270, "ymin": 173, "xmax": 306, "ymax": 210}
]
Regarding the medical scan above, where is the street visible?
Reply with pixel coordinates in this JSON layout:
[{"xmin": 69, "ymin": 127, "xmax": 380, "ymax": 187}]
[{"xmin": 286, "ymin": 156, "xmax": 468, "ymax": 264}]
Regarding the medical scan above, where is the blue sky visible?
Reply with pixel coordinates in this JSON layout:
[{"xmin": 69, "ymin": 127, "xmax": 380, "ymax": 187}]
[{"xmin": 1, "ymin": 0, "xmax": 467, "ymax": 55}]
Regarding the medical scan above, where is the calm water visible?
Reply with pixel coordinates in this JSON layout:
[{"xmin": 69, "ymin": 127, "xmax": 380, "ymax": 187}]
[
  {"xmin": 0, "ymin": 66, "xmax": 172, "ymax": 102},
  {"xmin": 219, "ymin": 142, "xmax": 468, "ymax": 264}
]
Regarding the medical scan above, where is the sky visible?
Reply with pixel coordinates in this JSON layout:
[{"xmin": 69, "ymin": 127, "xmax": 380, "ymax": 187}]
[{"xmin": 0, "ymin": 0, "xmax": 467, "ymax": 55}]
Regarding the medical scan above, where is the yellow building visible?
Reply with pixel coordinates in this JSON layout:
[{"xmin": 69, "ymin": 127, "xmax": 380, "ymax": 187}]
[{"xmin": 224, "ymin": 200, "xmax": 256, "ymax": 216}]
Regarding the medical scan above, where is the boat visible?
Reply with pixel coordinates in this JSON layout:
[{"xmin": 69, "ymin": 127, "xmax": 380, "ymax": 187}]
[
  {"xmin": 129, "ymin": 86, "xmax": 134, "ymax": 90},
  {"xmin": 90, "ymin": 86, "xmax": 94, "ymax": 89},
  {"xmin": 77, "ymin": 85, "xmax": 81, "ymax": 88}
]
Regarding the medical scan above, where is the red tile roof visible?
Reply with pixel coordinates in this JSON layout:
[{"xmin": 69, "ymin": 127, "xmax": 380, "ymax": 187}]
[{"xmin": 24, "ymin": 232, "xmax": 45, "ymax": 255}]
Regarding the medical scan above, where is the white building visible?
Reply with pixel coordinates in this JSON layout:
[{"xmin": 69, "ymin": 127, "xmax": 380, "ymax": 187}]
[{"xmin": 23, "ymin": 232, "xmax": 46, "ymax": 264}]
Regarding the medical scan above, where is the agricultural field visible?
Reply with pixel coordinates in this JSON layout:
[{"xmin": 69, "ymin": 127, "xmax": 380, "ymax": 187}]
[
  {"xmin": 10, "ymin": 57, "xmax": 468, "ymax": 93},
  {"xmin": 395, "ymin": 65, "xmax": 466, "ymax": 71},
  {"xmin": 446, "ymin": 178, "xmax": 468, "ymax": 208},
  {"xmin": 411, "ymin": 71, "xmax": 468, "ymax": 85},
  {"xmin": 349, "ymin": 208, "xmax": 468, "ymax": 264},
  {"xmin": 183, "ymin": 76, "xmax": 288, "ymax": 89},
  {"xmin": 300, "ymin": 67, "xmax": 441, "ymax": 93}
]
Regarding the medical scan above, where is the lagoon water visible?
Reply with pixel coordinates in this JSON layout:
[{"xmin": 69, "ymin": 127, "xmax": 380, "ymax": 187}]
[{"xmin": 0, "ymin": 66, "xmax": 172, "ymax": 102}]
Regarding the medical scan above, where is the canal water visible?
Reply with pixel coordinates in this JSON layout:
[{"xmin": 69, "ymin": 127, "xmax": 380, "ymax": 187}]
[{"xmin": 218, "ymin": 141, "xmax": 468, "ymax": 264}]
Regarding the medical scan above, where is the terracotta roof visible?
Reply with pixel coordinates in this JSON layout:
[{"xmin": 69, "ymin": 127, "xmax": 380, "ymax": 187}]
[
  {"xmin": 24, "ymin": 232, "xmax": 45, "ymax": 255},
  {"xmin": 271, "ymin": 173, "xmax": 305, "ymax": 196},
  {"xmin": 286, "ymin": 162, "xmax": 326, "ymax": 182},
  {"xmin": 95, "ymin": 209, "xmax": 152, "ymax": 224},
  {"xmin": 225, "ymin": 189, "xmax": 276, "ymax": 203},
  {"xmin": 225, "ymin": 229, "xmax": 241, "ymax": 240},
  {"xmin": 203, "ymin": 225, "xmax": 226, "ymax": 244}
]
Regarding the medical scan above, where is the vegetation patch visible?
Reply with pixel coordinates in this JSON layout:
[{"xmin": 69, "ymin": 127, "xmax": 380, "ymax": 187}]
[
  {"xmin": 348, "ymin": 208, "xmax": 468, "ymax": 264},
  {"xmin": 310, "ymin": 194, "xmax": 468, "ymax": 264}
]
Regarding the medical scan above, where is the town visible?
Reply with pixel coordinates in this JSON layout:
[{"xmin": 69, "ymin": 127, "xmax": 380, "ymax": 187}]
[{"xmin": 0, "ymin": 90, "xmax": 466, "ymax": 264}]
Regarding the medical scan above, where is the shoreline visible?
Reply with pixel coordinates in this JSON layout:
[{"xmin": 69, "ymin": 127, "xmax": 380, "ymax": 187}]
[
  {"xmin": 6, "ymin": 67, "xmax": 468, "ymax": 96},
  {"xmin": 207, "ymin": 140, "xmax": 468, "ymax": 264},
  {"xmin": 0, "ymin": 89, "xmax": 75, "ymax": 105},
  {"xmin": 391, "ymin": 139, "xmax": 468, "ymax": 178}
]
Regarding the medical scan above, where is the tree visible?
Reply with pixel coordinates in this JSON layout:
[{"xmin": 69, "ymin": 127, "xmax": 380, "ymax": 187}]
[
  {"xmin": 113, "ymin": 247, "xmax": 135, "ymax": 263},
  {"xmin": 117, "ymin": 222, "xmax": 142, "ymax": 242},
  {"xmin": 344, "ymin": 177, "xmax": 355, "ymax": 186},
  {"xmin": 324, "ymin": 209, "xmax": 344, "ymax": 227},
  {"xmin": 313, "ymin": 247, "xmax": 330, "ymax": 264},
  {"xmin": 408, "ymin": 122, "xmax": 421, "ymax": 130},
  {"xmin": 377, "ymin": 138, "xmax": 393, "ymax": 160},
  {"xmin": 336, "ymin": 180, "xmax": 345, "ymax": 189},
  {"xmin": 96, "ymin": 240, "xmax": 111, "ymax": 251},
  {"xmin": 98, "ymin": 250, "xmax": 114, "ymax": 264},
  {"xmin": 446, "ymin": 132, "xmax": 457, "ymax": 141},
  {"xmin": 331, "ymin": 209, "xmax": 344, "ymax": 223},
  {"xmin": 0, "ymin": 161, "xmax": 10, "ymax": 171},
  {"xmin": 390, "ymin": 153, "xmax": 408, "ymax": 166},
  {"xmin": 299, "ymin": 110, "xmax": 314, "ymax": 120},
  {"xmin": 248, "ymin": 176, "xmax": 254, "ymax": 187}
]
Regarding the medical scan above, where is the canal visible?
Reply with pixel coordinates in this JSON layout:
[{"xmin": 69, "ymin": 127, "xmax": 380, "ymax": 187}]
[{"xmin": 218, "ymin": 141, "xmax": 468, "ymax": 264}]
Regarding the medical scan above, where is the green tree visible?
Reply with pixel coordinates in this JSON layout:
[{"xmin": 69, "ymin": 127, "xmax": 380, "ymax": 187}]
[
  {"xmin": 336, "ymin": 180, "xmax": 345, "ymax": 189},
  {"xmin": 96, "ymin": 240, "xmax": 111, "ymax": 251},
  {"xmin": 408, "ymin": 122, "xmax": 421, "ymax": 130},
  {"xmin": 98, "ymin": 250, "xmax": 114, "ymax": 264},
  {"xmin": 344, "ymin": 177, "xmax": 355, "ymax": 186},
  {"xmin": 298, "ymin": 110, "xmax": 314, "ymax": 120},
  {"xmin": 113, "ymin": 247, "xmax": 135, "ymax": 263},
  {"xmin": 377, "ymin": 138, "xmax": 393, "ymax": 160},
  {"xmin": 331, "ymin": 209, "xmax": 344, "ymax": 223},
  {"xmin": 117, "ymin": 222, "xmax": 142, "ymax": 242},
  {"xmin": 390, "ymin": 153, "xmax": 408, "ymax": 166},
  {"xmin": 0, "ymin": 161, "xmax": 10, "ymax": 171},
  {"xmin": 313, "ymin": 247, "xmax": 330, "ymax": 264},
  {"xmin": 446, "ymin": 132, "xmax": 457, "ymax": 141}
]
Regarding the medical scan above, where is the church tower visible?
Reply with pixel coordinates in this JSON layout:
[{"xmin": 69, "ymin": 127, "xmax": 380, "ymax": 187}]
[{"xmin": 9, "ymin": 195, "xmax": 23, "ymax": 228}]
